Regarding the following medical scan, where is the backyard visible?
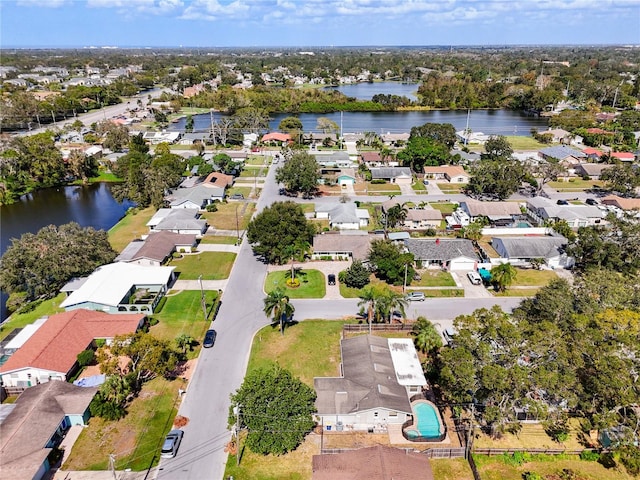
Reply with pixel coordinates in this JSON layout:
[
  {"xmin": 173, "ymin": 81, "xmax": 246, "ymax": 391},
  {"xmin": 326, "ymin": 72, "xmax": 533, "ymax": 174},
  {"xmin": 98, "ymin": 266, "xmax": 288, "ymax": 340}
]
[
  {"xmin": 0, "ymin": 293, "xmax": 65, "ymax": 341},
  {"xmin": 108, "ymin": 206, "xmax": 156, "ymax": 252},
  {"xmin": 202, "ymin": 202, "xmax": 255, "ymax": 231}
]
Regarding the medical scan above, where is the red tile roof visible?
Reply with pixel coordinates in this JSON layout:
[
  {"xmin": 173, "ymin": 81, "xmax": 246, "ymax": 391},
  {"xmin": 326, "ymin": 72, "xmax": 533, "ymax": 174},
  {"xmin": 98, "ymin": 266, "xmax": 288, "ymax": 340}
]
[
  {"xmin": 0, "ymin": 310, "xmax": 144, "ymax": 376},
  {"xmin": 610, "ymin": 152, "xmax": 634, "ymax": 160},
  {"xmin": 360, "ymin": 151, "xmax": 382, "ymax": 162},
  {"xmin": 585, "ymin": 128, "xmax": 614, "ymax": 135},
  {"xmin": 261, "ymin": 132, "xmax": 291, "ymax": 142},
  {"xmin": 582, "ymin": 147, "xmax": 603, "ymax": 156}
]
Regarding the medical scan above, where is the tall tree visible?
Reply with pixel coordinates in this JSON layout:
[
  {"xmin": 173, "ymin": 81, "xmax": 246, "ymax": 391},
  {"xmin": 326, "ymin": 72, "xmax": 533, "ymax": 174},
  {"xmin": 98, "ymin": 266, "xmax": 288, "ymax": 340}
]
[
  {"xmin": 466, "ymin": 159, "xmax": 527, "ymax": 200},
  {"xmin": 409, "ymin": 122, "xmax": 457, "ymax": 149},
  {"xmin": 367, "ymin": 239, "xmax": 415, "ymax": 286},
  {"xmin": 411, "ymin": 316, "xmax": 443, "ymax": 354},
  {"xmin": 275, "ymin": 151, "xmax": 321, "ymax": 198},
  {"xmin": 491, "ymin": 263, "xmax": 517, "ymax": 292},
  {"xmin": 263, "ymin": 288, "xmax": 295, "ymax": 335},
  {"xmin": 481, "ymin": 135, "xmax": 514, "ymax": 161}
]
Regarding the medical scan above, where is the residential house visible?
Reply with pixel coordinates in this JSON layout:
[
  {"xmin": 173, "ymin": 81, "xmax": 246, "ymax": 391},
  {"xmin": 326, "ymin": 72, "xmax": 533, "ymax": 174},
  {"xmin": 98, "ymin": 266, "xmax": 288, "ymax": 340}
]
[
  {"xmin": 460, "ymin": 199, "xmax": 522, "ymax": 226},
  {"xmin": 445, "ymin": 208, "xmax": 471, "ymax": 228},
  {"xmin": 574, "ymin": 163, "xmax": 611, "ymax": 180},
  {"xmin": 167, "ymin": 185, "xmax": 225, "ymax": 209},
  {"xmin": 115, "ymin": 231, "xmax": 197, "ymax": 266},
  {"xmin": 610, "ymin": 152, "xmax": 635, "ymax": 162},
  {"xmin": 526, "ymin": 196, "xmax": 607, "ymax": 228},
  {"xmin": 601, "ymin": 195, "xmax": 640, "ymax": 211},
  {"xmin": 312, "ymin": 446, "xmax": 435, "ymax": 480},
  {"xmin": 370, "ymin": 167, "xmax": 412, "ymax": 184},
  {"xmin": 314, "ymin": 336, "xmax": 430, "ymax": 432},
  {"xmin": 147, "ymin": 208, "xmax": 208, "ymax": 236},
  {"xmin": 581, "ymin": 147, "xmax": 603, "ymax": 161},
  {"xmin": 402, "ymin": 208, "xmax": 443, "ymax": 230},
  {"xmin": 314, "ymin": 151, "xmax": 355, "ymax": 168},
  {"xmin": 543, "ymin": 128, "xmax": 572, "ymax": 144},
  {"xmin": 204, "ymin": 171, "xmax": 234, "ymax": 188},
  {"xmin": 336, "ymin": 169, "xmax": 356, "ymax": 186},
  {"xmin": 59, "ymin": 263, "xmax": 176, "ymax": 314},
  {"xmin": 312, "ymin": 232, "xmax": 384, "ymax": 260},
  {"xmin": 315, "ymin": 203, "xmax": 370, "ymax": 230},
  {"xmin": 0, "ymin": 309, "xmax": 144, "ymax": 388},
  {"xmin": 538, "ymin": 146, "xmax": 587, "ymax": 164},
  {"xmin": 422, "ymin": 165, "xmax": 470, "ymax": 184},
  {"xmin": 179, "ymin": 132, "xmax": 210, "ymax": 145},
  {"xmin": 0, "ymin": 382, "xmax": 97, "ymax": 480},
  {"xmin": 261, "ymin": 132, "xmax": 291, "ymax": 145},
  {"xmin": 142, "ymin": 131, "xmax": 181, "ymax": 144},
  {"xmin": 380, "ymin": 132, "xmax": 410, "ymax": 147},
  {"xmin": 243, "ymin": 133, "xmax": 258, "ymax": 149},
  {"xmin": 456, "ymin": 130, "xmax": 491, "ymax": 144},
  {"xmin": 404, "ymin": 238, "xmax": 478, "ymax": 270},
  {"xmin": 491, "ymin": 236, "xmax": 573, "ymax": 269}
]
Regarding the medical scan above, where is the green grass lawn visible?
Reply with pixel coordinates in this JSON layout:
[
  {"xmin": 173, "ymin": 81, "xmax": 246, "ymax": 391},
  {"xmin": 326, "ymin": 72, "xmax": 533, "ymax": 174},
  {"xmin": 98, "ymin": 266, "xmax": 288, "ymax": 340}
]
[
  {"xmin": 548, "ymin": 179, "xmax": 605, "ymax": 191},
  {"xmin": 239, "ymin": 166, "xmax": 265, "ymax": 177},
  {"xmin": 168, "ymin": 252, "xmax": 236, "ymax": 280},
  {"xmin": 431, "ymin": 202, "xmax": 459, "ymax": 215},
  {"xmin": 199, "ymin": 235, "xmax": 238, "ymax": 244},
  {"xmin": 149, "ymin": 290, "xmax": 218, "ymax": 344},
  {"xmin": 512, "ymin": 268, "xmax": 557, "ymax": 286},
  {"xmin": 245, "ymin": 156, "xmax": 268, "ymax": 166},
  {"xmin": 108, "ymin": 206, "xmax": 157, "ymax": 252},
  {"xmin": 202, "ymin": 202, "xmax": 255, "ymax": 230},
  {"xmin": 505, "ymin": 135, "xmax": 549, "ymax": 150},
  {"xmin": 473, "ymin": 453, "xmax": 636, "ymax": 480},
  {"xmin": 411, "ymin": 271, "xmax": 456, "ymax": 287},
  {"xmin": 430, "ymin": 458, "xmax": 474, "ymax": 480},
  {"xmin": 365, "ymin": 183, "xmax": 401, "ymax": 194},
  {"xmin": 437, "ymin": 183, "xmax": 466, "ymax": 193},
  {"xmin": 86, "ymin": 171, "xmax": 122, "ymax": 183},
  {"xmin": 299, "ymin": 203, "xmax": 316, "ymax": 214},
  {"xmin": 63, "ymin": 376, "xmax": 181, "ymax": 471},
  {"xmin": 493, "ymin": 288, "xmax": 540, "ymax": 297},
  {"xmin": 264, "ymin": 270, "xmax": 326, "ymax": 299},
  {"xmin": 0, "ymin": 293, "xmax": 65, "ymax": 341},
  {"xmin": 412, "ymin": 180, "xmax": 427, "ymax": 191}
]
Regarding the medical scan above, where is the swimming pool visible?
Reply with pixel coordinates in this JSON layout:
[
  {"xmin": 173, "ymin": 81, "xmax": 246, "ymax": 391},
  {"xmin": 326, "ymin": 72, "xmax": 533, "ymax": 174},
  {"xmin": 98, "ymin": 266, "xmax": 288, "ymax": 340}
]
[{"xmin": 404, "ymin": 400, "xmax": 444, "ymax": 440}]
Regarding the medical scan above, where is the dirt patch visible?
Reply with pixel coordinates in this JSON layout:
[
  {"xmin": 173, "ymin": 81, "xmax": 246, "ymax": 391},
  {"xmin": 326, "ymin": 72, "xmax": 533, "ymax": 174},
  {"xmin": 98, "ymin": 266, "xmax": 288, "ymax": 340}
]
[{"xmin": 172, "ymin": 359, "xmax": 197, "ymax": 382}]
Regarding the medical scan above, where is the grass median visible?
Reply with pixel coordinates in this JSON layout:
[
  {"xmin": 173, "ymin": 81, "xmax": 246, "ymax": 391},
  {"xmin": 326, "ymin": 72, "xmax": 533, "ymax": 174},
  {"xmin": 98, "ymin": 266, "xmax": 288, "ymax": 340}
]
[{"xmin": 264, "ymin": 269, "xmax": 326, "ymax": 299}]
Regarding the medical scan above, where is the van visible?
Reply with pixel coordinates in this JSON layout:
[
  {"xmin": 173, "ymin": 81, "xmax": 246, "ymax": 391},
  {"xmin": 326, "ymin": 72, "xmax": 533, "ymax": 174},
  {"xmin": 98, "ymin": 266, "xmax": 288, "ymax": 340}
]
[{"xmin": 467, "ymin": 271, "xmax": 482, "ymax": 285}]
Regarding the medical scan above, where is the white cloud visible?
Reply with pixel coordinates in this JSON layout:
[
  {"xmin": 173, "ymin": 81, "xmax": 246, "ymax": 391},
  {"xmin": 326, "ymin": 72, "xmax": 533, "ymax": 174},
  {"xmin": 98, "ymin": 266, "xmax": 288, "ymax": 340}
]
[
  {"xmin": 17, "ymin": 0, "xmax": 69, "ymax": 6},
  {"xmin": 87, "ymin": 0, "xmax": 183, "ymax": 15}
]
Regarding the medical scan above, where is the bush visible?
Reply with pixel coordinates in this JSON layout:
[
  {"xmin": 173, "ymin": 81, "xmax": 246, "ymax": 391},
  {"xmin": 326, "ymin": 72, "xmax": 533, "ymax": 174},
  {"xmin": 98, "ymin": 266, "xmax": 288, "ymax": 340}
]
[
  {"xmin": 341, "ymin": 260, "xmax": 371, "ymax": 289},
  {"xmin": 543, "ymin": 416, "xmax": 571, "ymax": 443},
  {"xmin": 206, "ymin": 202, "xmax": 218, "ymax": 212},
  {"xmin": 522, "ymin": 472, "xmax": 543, "ymax": 480},
  {"xmin": 579, "ymin": 450, "xmax": 600, "ymax": 462},
  {"xmin": 618, "ymin": 445, "xmax": 640, "ymax": 476},
  {"xmin": 501, "ymin": 451, "xmax": 531, "ymax": 466},
  {"xmin": 370, "ymin": 179, "xmax": 386, "ymax": 184},
  {"xmin": 77, "ymin": 349, "xmax": 95, "ymax": 367}
]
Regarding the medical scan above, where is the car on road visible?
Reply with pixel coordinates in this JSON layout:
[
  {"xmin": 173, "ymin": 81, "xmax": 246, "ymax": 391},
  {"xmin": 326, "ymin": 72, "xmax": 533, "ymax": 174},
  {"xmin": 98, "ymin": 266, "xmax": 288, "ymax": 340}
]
[
  {"xmin": 556, "ymin": 199, "xmax": 569, "ymax": 205},
  {"xmin": 327, "ymin": 274, "xmax": 336, "ymax": 285},
  {"xmin": 585, "ymin": 198, "xmax": 599, "ymax": 206},
  {"xmin": 467, "ymin": 271, "xmax": 482, "ymax": 285},
  {"xmin": 405, "ymin": 292, "xmax": 426, "ymax": 302},
  {"xmin": 230, "ymin": 193, "xmax": 244, "ymax": 200},
  {"xmin": 203, "ymin": 329, "xmax": 217, "ymax": 348},
  {"xmin": 161, "ymin": 429, "xmax": 184, "ymax": 458}
]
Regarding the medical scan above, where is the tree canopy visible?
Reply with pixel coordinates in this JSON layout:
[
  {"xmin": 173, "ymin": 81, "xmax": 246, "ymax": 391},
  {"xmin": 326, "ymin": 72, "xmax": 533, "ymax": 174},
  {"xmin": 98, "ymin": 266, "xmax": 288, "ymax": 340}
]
[
  {"xmin": 275, "ymin": 151, "xmax": 321, "ymax": 198},
  {"xmin": 0, "ymin": 222, "xmax": 116, "ymax": 311},
  {"xmin": 367, "ymin": 239, "xmax": 415, "ymax": 286},
  {"xmin": 466, "ymin": 158, "xmax": 527, "ymax": 200},
  {"xmin": 246, "ymin": 201, "xmax": 316, "ymax": 264},
  {"xmin": 229, "ymin": 364, "xmax": 316, "ymax": 456}
]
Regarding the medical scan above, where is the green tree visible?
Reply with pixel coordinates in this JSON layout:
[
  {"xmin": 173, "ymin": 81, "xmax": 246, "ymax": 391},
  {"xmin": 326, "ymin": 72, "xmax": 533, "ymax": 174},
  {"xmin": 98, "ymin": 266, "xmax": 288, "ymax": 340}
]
[
  {"xmin": 275, "ymin": 151, "xmax": 321, "ymax": 198},
  {"xmin": 600, "ymin": 163, "xmax": 640, "ymax": 197},
  {"xmin": 367, "ymin": 239, "xmax": 415, "ymax": 286},
  {"xmin": 0, "ymin": 222, "xmax": 116, "ymax": 309},
  {"xmin": 89, "ymin": 374, "xmax": 135, "ymax": 421},
  {"xmin": 466, "ymin": 159, "xmax": 527, "ymax": 200},
  {"xmin": 316, "ymin": 117, "xmax": 339, "ymax": 134},
  {"xmin": 247, "ymin": 201, "xmax": 316, "ymax": 264},
  {"xmin": 385, "ymin": 203, "xmax": 408, "ymax": 229},
  {"xmin": 340, "ymin": 260, "xmax": 371, "ymax": 289},
  {"xmin": 77, "ymin": 349, "xmax": 95, "ymax": 367},
  {"xmin": 491, "ymin": 263, "xmax": 517, "ymax": 292},
  {"xmin": 357, "ymin": 284, "xmax": 380, "ymax": 332},
  {"xmin": 263, "ymin": 288, "xmax": 295, "ymax": 335},
  {"xmin": 278, "ymin": 116, "xmax": 303, "ymax": 143},
  {"xmin": 229, "ymin": 365, "xmax": 316, "ymax": 455},
  {"xmin": 175, "ymin": 334, "xmax": 195, "ymax": 355},
  {"xmin": 481, "ymin": 135, "xmax": 513, "ymax": 161},
  {"xmin": 397, "ymin": 136, "xmax": 451, "ymax": 172},
  {"xmin": 376, "ymin": 287, "xmax": 408, "ymax": 323},
  {"xmin": 411, "ymin": 316, "xmax": 443, "ymax": 354},
  {"xmin": 409, "ymin": 122, "xmax": 457, "ymax": 149},
  {"xmin": 185, "ymin": 114, "xmax": 194, "ymax": 133}
]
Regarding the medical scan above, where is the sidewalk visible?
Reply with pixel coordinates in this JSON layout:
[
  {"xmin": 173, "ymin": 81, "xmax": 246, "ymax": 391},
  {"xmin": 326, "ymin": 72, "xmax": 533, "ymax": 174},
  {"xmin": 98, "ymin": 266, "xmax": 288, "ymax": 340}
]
[{"xmin": 51, "ymin": 469, "xmax": 157, "ymax": 480}]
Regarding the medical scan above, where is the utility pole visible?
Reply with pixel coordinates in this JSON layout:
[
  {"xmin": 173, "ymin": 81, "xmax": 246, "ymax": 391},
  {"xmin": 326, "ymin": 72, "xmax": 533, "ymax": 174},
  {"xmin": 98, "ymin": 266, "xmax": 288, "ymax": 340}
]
[
  {"xmin": 198, "ymin": 274, "xmax": 206, "ymax": 320},
  {"xmin": 235, "ymin": 204, "xmax": 240, "ymax": 242},
  {"xmin": 403, "ymin": 263, "xmax": 408, "ymax": 294}
]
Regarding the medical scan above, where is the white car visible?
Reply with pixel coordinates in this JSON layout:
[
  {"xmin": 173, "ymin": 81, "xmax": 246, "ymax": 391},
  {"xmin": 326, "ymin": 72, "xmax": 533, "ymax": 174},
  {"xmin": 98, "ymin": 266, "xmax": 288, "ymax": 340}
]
[
  {"xmin": 161, "ymin": 429, "xmax": 184, "ymax": 458},
  {"xmin": 405, "ymin": 292, "xmax": 426, "ymax": 301},
  {"xmin": 467, "ymin": 271, "xmax": 482, "ymax": 285}
]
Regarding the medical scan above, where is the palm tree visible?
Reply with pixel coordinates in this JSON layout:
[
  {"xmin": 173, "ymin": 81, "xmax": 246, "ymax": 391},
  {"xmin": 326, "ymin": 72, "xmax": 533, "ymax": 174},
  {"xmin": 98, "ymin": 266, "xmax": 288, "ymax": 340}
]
[
  {"xmin": 376, "ymin": 288, "xmax": 408, "ymax": 323},
  {"xmin": 491, "ymin": 263, "xmax": 517, "ymax": 292},
  {"xmin": 386, "ymin": 203, "xmax": 408, "ymax": 228},
  {"xmin": 263, "ymin": 288, "xmax": 295, "ymax": 335},
  {"xmin": 357, "ymin": 285, "xmax": 378, "ymax": 334},
  {"xmin": 411, "ymin": 316, "xmax": 443, "ymax": 354}
]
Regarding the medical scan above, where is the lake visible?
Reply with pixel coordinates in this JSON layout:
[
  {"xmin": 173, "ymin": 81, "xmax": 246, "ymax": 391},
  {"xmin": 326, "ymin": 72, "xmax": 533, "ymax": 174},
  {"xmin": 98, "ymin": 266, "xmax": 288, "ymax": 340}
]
[
  {"xmin": 173, "ymin": 108, "xmax": 549, "ymax": 136},
  {"xmin": 324, "ymin": 82, "xmax": 420, "ymax": 101},
  {"xmin": 0, "ymin": 183, "xmax": 134, "ymax": 321}
]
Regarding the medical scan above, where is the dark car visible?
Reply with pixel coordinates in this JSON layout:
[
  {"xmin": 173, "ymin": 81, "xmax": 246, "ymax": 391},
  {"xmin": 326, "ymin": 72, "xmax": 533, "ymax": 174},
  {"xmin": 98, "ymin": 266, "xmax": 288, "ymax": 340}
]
[
  {"xmin": 328, "ymin": 274, "xmax": 336, "ymax": 285},
  {"xmin": 585, "ymin": 198, "xmax": 599, "ymax": 206},
  {"xmin": 556, "ymin": 199, "xmax": 569, "ymax": 205},
  {"xmin": 279, "ymin": 188, "xmax": 286, "ymax": 195},
  {"xmin": 203, "ymin": 329, "xmax": 217, "ymax": 348},
  {"xmin": 161, "ymin": 429, "xmax": 184, "ymax": 458}
]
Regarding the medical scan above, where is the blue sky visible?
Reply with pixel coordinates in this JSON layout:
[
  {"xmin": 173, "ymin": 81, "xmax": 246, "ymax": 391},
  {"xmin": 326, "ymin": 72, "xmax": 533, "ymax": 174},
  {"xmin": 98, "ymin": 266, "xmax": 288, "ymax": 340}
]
[{"xmin": 2, "ymin": 0, "xmax": 639, "ymax": 48}]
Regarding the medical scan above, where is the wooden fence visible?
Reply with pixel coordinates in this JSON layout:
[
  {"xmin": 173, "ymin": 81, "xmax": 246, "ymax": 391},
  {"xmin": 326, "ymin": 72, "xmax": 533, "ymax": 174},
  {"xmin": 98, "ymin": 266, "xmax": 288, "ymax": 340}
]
[
  {"xmin": 473, "ymin": 447, "xmax": 597, "ymax": 456},
  {"xmin": 342, "ymin": 323, "xmax": 413, "ymax": 333}
]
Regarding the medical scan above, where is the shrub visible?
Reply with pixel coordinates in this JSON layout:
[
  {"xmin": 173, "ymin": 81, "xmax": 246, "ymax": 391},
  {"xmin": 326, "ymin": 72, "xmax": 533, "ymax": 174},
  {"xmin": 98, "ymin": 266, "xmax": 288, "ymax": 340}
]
[
  {"xmin": 371, "ymin": 179, "xmax": 386, "ymax": 184},
  {"xmin": 579, "ymin": 450, "xmax": 600, "ymax": 462},
  {"xmin": 501, "ymin": 451, "xmax": 530, "ymax": 466},
  {"xmin": 77, "ymin": 349, "xmax": 95, "ymax": 367},
  {"xmin": 206, "ymin": 202, "xmax": 218, "ymax": 212},
  {"xmin": 522, "ymin": 472, "xmax": 543, "ymax": 480},
  {"xmin": 543, "ymin": 416, "xmax": 571, "ymax": 443},
  {"xmin": 618, "ymin": 445, "xmax": 640, "ymax": 476},
  {"xmin": 341, "ymin": 260, "xmax": 371, "ymax": 289}
]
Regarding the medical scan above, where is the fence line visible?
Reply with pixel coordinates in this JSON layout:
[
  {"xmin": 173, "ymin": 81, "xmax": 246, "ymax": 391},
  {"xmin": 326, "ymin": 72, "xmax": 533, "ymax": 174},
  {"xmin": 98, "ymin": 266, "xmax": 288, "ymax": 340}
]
[
  {"xmin": 473, "ymin": 447, "xmax": 597, "ymax": 456},
  {"xmin": 342, "ymin": 323, "xmax": 413, "ymax": 333}
]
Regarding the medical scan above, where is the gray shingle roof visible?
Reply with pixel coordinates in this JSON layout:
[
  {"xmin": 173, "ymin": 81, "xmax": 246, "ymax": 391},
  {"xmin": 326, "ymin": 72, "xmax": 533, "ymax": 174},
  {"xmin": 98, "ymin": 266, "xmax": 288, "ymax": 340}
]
[
  {"xmin": 404, "ymin": 238, "xmax": 477, "ymax": 261},
  {"xmin": 314, "ymin": 336, "xmax": 412, "ymax": 416},
  {"xmin": 539, "ymin": 146, "xmax": 586, "ymax": 160},
  {"xmin": 492, "ymin": 236, "xmax": 567, "ymax": 259},
  {"xmin": 370, "ymin": 167, "xmax": 412, "ymax": 179},
  {"xmin": 312, "ymin": 232, "xmax": 383, "ymax": 260}
]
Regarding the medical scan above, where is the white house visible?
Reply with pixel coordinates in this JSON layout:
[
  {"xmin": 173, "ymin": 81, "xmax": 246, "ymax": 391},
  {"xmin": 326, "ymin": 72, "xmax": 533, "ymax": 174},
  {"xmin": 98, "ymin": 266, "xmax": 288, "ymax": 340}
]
[
  {"xmin": 147, "ymin": 208, "xmax": 208, "ymax": 236},
  {"xmin": 402, "ymin": 208, "xmax": 443, "ymax": 229},
  {"xmin": 404, "ymin": 238, "xmax": 478, "ymax": 271},
  {"xmin": 526, "ymin": 197, "xmax": 607, "ymax": 228},
  {"xmin": 315, "ymin": 203, "xmax": 370, "ymax": 230},
  {"xmin": 60, "ymin": 263, "xmax": 176, "ymax": 314},
  {"xmin": 491, "ymin": 236, "xmax": 574, "ymax": 269},
  {"xmin": 370, "ymin": 167, "xmax": 412, "ymax": 185}
]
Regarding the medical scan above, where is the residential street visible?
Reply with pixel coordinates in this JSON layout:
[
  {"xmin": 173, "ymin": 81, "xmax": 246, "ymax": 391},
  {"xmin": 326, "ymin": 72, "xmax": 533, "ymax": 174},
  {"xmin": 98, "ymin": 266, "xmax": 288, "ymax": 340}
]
[{"xmin": 155, "ymin": 159, "xmax": 532, "ymax": 480}]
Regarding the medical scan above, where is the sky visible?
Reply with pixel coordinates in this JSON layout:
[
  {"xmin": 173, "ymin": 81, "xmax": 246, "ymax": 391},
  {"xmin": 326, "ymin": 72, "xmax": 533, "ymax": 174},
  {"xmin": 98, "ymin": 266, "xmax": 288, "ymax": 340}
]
[{"xmin": 1, "ymin": 0, "xmax": 639, "ymax": 48}]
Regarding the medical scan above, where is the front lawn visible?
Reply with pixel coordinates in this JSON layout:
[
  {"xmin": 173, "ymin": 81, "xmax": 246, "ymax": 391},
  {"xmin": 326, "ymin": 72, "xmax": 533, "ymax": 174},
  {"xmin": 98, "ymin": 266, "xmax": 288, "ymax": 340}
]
[
  {"xmin": 245, "ymin": 156, "xmax": 268, "ymax": 166},
  {"xmin": 149, "ymin": 290, "xmax": 218, "ymax": 344},
  {"xmin": 108, "ymin": 206, "xmax": 157, "ymax": 252},
  {"xmin": 0, "ymin": 293, "xmax": 65, "ymax": 341},
  {"xmin": 548, "ymin": 179, "xmax": 605, "ymax": 191},
  {"xmin": 363, "ymin": 183, "xmax": 401, "ymax": 194},
  {"xmin": 411, "ymin": 271, "xmax": 456, "ymax": 287},
  {"xmin": 63, "ymin": 376, "xmax": 180, "ymax": 471},
  {"xmin": 225, "ymin": 186, "xmax": 253, "ymax": 198},
  {"xmin": 511, "ymin": 268, "xmax": 557, "ymax": 286},
  {"xmin": 239, "ymin": 166, "xmax": 265, "ymax": 177},
  {"xmin": 412, "ymin": 180, "xmax": 427, "ymax": 191},
  {"xmin": 169, "ymin": 252, "xmax": 236, "ymax": 280},
  {"xmin": 264, "ymin": 270, "xmax": 326, "ymax": 299},
  {"xmin": 437, "ymin": 183, "xmax": 466, "ymax": 193},
  {"xmin": 505, "ymin": 135, "xmax": 549, "ymax": 150},
  {"xmin": 199, "ymin": 235, "xmax": 239, "ymax": 245},
  {"xmin": 202, "ymin": 202, "xmax": 255, "ymax": 230}
]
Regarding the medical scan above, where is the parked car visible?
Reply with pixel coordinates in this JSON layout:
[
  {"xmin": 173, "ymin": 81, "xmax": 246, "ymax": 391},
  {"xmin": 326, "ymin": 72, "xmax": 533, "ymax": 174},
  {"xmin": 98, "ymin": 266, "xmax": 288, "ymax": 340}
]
[
  {"xmin": 556, "ymin": 199, "xmax": 569, "ymax": 205},
  {"xmin": 203, "ymin": 329, "xmax": 217, "ymax": 348},
  {"xmin": 467, "ymin": 271, "xmax": 482, "ymax": 285},
  {"xmin": 585, "ymin": 198, "xmax": 599, "ymax": 206},
  {"xmin": 161, "ymin": 429, "xmax": 184, "ymax": 458},
  {"xmin": 327, "ymin": 274, "xmax": 336, "ymax": 285},
  {"xmin": 405, "ymin": 292, "xmax": 425, "ymax": 302},
  {"xmin": 230, "ymin": 193, "xmax": 244, "ymax": 200}
]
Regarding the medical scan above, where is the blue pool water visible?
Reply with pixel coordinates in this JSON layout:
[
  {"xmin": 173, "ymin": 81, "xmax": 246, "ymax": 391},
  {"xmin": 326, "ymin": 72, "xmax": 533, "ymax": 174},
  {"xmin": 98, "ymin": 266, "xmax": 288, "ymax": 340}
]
[{"xmin": 412, "ymin": 401, "xmax": 442, "ymax": 438}]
